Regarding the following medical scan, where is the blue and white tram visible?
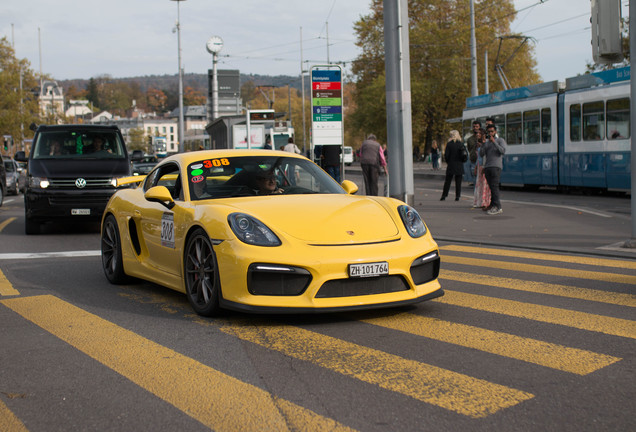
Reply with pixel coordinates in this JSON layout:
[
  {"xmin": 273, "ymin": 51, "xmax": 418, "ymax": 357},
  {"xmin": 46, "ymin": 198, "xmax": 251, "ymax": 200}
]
[{"xmin": 462, "ymin": 67, "xmax": 631, "ymax": 192}]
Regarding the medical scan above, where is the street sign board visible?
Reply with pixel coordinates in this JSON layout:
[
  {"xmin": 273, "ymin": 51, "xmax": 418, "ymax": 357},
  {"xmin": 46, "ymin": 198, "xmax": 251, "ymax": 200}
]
[{"xmin": 311, "ymin": 66, "xmax": 343, "ymax": 147}]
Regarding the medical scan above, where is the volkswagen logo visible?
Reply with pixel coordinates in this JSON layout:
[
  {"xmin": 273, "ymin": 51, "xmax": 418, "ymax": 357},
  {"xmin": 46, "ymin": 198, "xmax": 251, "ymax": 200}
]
[{"xmin": 75, "ymin": 178, "xmax": 87, "ymax": 188}]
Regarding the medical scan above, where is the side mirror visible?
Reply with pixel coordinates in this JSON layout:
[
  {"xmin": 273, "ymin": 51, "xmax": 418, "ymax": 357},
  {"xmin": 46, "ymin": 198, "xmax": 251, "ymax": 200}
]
[
  {"xmin": 29, "ymin": 123, "xmax": 38, "ymax": 132},
  {"xmin": 144, "ymin": 186, "xmax": 175, "ymax": 209},
  {"xmin": 131, "ymin": 150, "xmax": 144, "ymax": 162},
  {"xmin": 14, "ymin": 151, "xmax": 27, "ymax": 162},
  {"xmin": 341, "ymin": 180, "xmax": 359, "ymax": 195}
]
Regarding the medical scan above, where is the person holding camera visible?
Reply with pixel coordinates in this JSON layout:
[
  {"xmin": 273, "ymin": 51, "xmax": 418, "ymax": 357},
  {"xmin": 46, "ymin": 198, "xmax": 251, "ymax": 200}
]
[{"xmin": 480, "ymin": 124, "xmax": 507, "ymax": 215}]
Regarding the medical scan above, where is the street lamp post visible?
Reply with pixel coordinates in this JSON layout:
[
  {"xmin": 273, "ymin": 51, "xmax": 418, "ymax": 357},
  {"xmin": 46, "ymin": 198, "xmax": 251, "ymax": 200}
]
[
  {"xmin": 171, "ymin": 0, "xmax": 186, "ymax": 153},
  {"xmin": 206, "ymin": 36, "xmax": 224, "ymax": 122}
]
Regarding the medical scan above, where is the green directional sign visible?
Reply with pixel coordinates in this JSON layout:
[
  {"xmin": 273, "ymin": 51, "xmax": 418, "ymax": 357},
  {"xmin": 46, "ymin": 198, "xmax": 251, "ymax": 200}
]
[
  {"xmin": 313, "ymin": 113, "xmax": 342, "ymax": 122},
  {"xmin": 313, "ymin": 97, "xmax": 342, "ymax": 106}
]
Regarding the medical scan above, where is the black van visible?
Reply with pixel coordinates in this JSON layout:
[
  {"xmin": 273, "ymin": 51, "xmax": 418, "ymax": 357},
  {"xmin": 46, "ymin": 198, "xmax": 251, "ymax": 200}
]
[{"xmin": 15, "ymin": 124, "xmax": 136, "ymax": 234}]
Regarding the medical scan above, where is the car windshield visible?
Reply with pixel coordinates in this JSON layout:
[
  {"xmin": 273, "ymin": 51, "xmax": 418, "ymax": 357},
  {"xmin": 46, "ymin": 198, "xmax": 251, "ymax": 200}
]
[
  {"xmin": 187, "ymin": 155, "xmax": 345, "ymax": 200},
  {"xmin": 4, "ymin": 161, "xmax": 15, "ymax": 172},
  {"xmin": 32, "ymin": 130, "xmax": 126, "ymax": 160}
]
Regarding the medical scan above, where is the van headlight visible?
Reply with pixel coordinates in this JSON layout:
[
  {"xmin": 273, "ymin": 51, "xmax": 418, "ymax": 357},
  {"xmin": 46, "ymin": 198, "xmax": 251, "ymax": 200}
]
[
  {"xmin": 29, "ymin": 176, "xmax": 49, "ymax": 189},
  {"xmin": 398, "ymin": 205, "xmax": 427, "ymax": 238}
]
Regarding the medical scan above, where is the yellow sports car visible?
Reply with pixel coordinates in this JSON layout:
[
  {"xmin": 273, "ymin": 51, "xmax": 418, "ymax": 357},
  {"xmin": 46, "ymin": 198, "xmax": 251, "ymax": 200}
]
[{"xmin": 101, "ymin": 150, "xmax": 442, "ymax": 316}]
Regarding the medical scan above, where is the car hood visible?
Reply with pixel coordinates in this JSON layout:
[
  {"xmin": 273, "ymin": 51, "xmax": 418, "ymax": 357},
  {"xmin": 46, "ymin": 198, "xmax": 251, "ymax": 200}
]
[{"xmin": 218, "ymin": 194, "xmax": 400, "ymax": 244}]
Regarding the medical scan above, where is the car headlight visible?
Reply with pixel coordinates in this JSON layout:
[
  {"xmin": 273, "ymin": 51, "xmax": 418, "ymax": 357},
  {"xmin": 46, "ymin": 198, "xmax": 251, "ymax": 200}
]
[
  {"xmin": 228, "ymin": 213, "xmax": 281, "ymax": 246},
  {"xmin": 29, "ymin": 176, "xmax": 49, "ymax": 189},
  {"xmin": 398, "ymin": 205, "xmax": 427, "ymax": 238}
]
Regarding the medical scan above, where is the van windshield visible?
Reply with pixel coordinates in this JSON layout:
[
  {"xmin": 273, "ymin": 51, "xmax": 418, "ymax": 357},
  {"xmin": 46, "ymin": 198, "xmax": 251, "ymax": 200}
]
[{"xmin": 32, "ymin": 130, "xmax": 126, "ymax": 160}]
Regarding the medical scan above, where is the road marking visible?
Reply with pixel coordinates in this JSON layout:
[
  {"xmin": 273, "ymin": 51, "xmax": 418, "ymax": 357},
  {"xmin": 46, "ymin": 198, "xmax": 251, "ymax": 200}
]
[
  {"xmin": 0, "ymin": 269, "xmax": 19, "ymax": 296},
  {"xmin": 436, "ymin": 291, "xmax": 636, "ymax": 339},
  {"xmin": 359, "ymin": 312, "xmax": 621, "ymax": 375},
  {"xmin": 206, "ymin": 318, "xmax": 534, "ymax": 419},
  {"xmin": 0, "ymin": 295, "xmax": 354, "ymax": 432},
  {"xmin": 442, "ymin": 255, "xmax": 636, "ymax": 285},
  {"xmin": 440, "ymin": 269, "xmax": 636, "ymax": 307},
  {"xmin": 440, "ymin": 245, "xmax": 636, "ymax": 270},
  {"xmin": 0, "ymin": 250, "xmax": 101, "ymax": 260},
  {"xmin": 0, "ymin": 217, "xmax": 16, "ymax": 233},
  {"xmin": 0, "ymin": 398, "xmax": 29, "ymax": 432}
]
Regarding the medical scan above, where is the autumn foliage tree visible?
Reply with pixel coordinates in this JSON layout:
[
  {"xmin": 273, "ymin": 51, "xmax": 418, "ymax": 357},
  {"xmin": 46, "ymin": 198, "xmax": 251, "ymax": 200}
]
[
  {"xmin": 0, "ymin": 37, "xmax": 40, "ymax": 150},
  {"xmin": 350, "ymin": 0, "xmax": 540, "ymax": 152}
]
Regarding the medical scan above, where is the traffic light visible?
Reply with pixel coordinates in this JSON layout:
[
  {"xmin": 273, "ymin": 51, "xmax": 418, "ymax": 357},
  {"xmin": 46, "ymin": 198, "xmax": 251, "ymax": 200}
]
[
  {"xmin": 591, "ymin": 0, "xmax": 623, "ymax": 64},
  {"xmin": 2, "ymin": 137, "xmax": 8, "ymax": 152}
]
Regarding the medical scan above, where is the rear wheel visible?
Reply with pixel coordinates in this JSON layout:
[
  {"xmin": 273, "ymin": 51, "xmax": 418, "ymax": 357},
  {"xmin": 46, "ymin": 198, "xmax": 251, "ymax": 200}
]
[
  {"xmin": 0, "ymin": 185, "xmax": 4, "ymax": 206},
  {"xmin": 184, "ymin": 229, "xmax": 221, "ymax": 316},
  {"xmin": 101, "ymin": 214, "xmax": 129, "ymax": 284}
]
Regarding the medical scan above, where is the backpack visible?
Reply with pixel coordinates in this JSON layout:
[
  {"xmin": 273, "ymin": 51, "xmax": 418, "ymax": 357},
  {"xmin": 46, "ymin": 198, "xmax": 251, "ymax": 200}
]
[{"xmin": 459, "ymin": 144, "xmax": 468, "ymax": 163}]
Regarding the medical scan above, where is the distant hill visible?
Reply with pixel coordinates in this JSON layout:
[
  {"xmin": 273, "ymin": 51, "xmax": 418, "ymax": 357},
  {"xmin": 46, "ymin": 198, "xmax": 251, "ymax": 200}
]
[{"xmin": 59, "ymin": 73, "xmax": 303, "ymax": 94}]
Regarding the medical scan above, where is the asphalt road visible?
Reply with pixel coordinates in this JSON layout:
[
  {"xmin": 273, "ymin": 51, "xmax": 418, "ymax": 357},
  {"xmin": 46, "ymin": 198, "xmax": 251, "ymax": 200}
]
[{"xmin": 0, "ymin": 187, "xmax": 634, "ymax": 431}]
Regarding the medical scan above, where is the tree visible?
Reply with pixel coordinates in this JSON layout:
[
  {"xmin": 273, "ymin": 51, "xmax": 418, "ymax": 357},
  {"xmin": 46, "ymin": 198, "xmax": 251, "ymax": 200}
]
[
  {"xmin": 127, "ymin": 128, "xmax": 147, "ymax": 152},
  {"xmin": 146, "ymin": 88, "xmax": 168, "ymax": 113},
  {"xmin": 350, "ymin": 0, "xmax": 540, "ymax": 152},
  {"xmin": 0, "ymin": 37, "xmax": 40, "ymax": 152},
  {"xmin": 184, "ymin": 86, "xmax": 207, "ymax": 105}
]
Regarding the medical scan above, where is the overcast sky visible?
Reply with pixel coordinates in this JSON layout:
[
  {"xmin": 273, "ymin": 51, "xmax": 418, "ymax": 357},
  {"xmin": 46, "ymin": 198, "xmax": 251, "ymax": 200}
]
[{"xmin": 1, "ymin": 0, "xmax": 626, "ymax": 86}]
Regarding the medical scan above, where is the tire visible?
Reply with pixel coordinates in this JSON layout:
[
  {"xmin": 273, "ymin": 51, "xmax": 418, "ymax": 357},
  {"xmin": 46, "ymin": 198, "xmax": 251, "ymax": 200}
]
[
  {"xmin": 0, "ymin": 185, "xmax": 4, "ymax": 207},
  {"xmin": 184, "ymin": 229, "xmax": 221, "ymax": 316},
  {"xmin": 101, "ymin": 214, "xmax": 129, "ymax": 284},
  {"xmin": 24, "ymin": 216, "xmax": 40, "ymax": 235}
]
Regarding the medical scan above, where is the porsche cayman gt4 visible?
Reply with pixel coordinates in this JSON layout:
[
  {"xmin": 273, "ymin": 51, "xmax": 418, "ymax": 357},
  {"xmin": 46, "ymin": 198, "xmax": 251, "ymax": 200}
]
[{"xmin": 101, "ymin": 150, "xmax": 442, "ymax": 316}]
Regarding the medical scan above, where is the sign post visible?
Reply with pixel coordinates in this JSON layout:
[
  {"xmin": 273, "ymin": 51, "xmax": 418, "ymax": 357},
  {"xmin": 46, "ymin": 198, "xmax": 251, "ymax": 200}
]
[{"xmin": 311, "ymin": 65, "xmax": 344, "ymax": 175}]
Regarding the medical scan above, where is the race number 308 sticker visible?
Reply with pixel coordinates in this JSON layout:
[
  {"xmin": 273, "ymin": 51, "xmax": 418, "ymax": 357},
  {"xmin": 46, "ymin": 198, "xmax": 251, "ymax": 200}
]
[{"xmin": 161, "ymin": 213, "xmax": 175, "ymax": 248}]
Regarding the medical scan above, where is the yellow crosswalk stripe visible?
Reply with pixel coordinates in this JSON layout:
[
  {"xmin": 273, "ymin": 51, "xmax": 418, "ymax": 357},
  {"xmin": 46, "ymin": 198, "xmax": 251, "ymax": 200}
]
[
  {"xmin": 0, "ymin": 295, "xmax": 355, "ymax": 432},
  {"xmin": 0, "ymin": 398, "xmax": 29, "ymax": 432},
  {"xmin": 442, "ymin": 255, "xmax": 636, "ymax": 285},
  {"xmin": 440, "ymin": 245, "xmax": 636, "ymax": 269},
  {"xmin": 359, "ymin": 312, "xmax": 621, "ymax": 375},
  {"xmin": 436, "ymin": 290, "xmax": 636, "ymax": 339},
  {"xmin": 201, "ymin": 318, "xmax": 534, "ymax": 419},
  {"xmin": 440, "ymin": 269, "xmax": 636, "ymax": 307},
  {"xmin": 0, "ymin": 269, "xmax": 19, "ymax": 296}
]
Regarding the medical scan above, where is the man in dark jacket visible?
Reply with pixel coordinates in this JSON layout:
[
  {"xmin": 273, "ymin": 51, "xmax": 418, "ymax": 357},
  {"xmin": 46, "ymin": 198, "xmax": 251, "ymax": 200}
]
[
  {"xmin": 321, "ymin": 145, "xmax": 342, "ymax": 183},
  {"xmin": 440, "ymin": 130, "xmax": 465, "ymax": 201},
  {"xmin": 480, "ymin": 124, "xmax": 507, "ymax": 214}
]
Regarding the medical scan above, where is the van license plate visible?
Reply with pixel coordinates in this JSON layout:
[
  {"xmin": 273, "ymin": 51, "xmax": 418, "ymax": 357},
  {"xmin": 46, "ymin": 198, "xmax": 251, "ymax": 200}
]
[
  {"xmin": 349, "ymin": 262, "xmax": 389, "ymax": 278},
  {"xmin": 71, "ymin": 209, "xmax": 91, "ymax": 215}
]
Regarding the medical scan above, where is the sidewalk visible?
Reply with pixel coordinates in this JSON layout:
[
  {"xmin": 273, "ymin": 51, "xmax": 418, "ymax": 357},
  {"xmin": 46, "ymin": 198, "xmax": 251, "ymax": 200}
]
[{"xmin": 344, "ymin": 162, "xmax": 636, "ymax": 259}]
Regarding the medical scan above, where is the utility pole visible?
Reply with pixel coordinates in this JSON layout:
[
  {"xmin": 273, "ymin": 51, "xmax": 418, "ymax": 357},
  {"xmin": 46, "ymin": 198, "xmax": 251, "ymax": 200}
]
[
  {"xmin": 300, "ymin": 27, "xmax": 307, "ymax": 155},
  {"xmin": 469, "ymin": 0, "xmax": 478, "ymax": 96},
  {"xmin": 384, "ymin": 0, "xmax": 414, "ymax": 205}
]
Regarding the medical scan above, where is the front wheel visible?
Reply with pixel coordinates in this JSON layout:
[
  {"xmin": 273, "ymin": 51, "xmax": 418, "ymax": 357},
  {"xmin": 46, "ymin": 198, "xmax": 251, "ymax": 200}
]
[
  {"xmin": 101, "ymin": 214, "xmax": 129, "ymax": 284},
  {"xmin": 184, "ymin": 229, "xmax": 221, "ymax": 316}
]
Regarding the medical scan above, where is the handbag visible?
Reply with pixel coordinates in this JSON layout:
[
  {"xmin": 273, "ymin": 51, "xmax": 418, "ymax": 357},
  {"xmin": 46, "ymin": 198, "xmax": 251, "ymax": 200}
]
[{"xmin": 459, "ymin": 144, "xmax": 468, "ymax": 163}]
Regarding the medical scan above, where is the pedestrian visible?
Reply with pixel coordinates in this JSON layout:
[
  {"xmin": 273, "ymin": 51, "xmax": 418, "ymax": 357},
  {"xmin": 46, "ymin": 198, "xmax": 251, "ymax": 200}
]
[
  {"xmin": 430, "ymin": 140, "xmax": 440, "ymax": 170},
  {"xmin": 359, "ymin": 134, "xmax": 387, "ymax": 196},
  {"xmin": 283, "ymin": 137, "xmax": 301, "ymax": 154},
  {"xmin": 472, "ymin": 128, "xmax": 491, "ymax": 209},
  {"xmin": 263, "ymin": 136, "xmax": 272, "ymax": 150},
  {"xmin": 440, "ymin": 130, "xmax": 465, "ymax": 201},
  {"xmin": 321, "ymin": 145, "xmax": 342, "ymax": 183},
  {"xmin": 466, "ymin": 120, "xmax": 481, "ymax": 175},
  {"xmin": 480, "ymin": 124, "xmax": 507, "ymax": 214}
]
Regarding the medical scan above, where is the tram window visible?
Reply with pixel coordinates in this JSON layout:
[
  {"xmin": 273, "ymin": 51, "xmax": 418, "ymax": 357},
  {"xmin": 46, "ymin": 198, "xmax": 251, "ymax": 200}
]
[
  {"xmin": 570, "ymin": 104, "xmax": 581, "ymax": 141},
  {"xmin": 582, "ymin": 101, "xmax": 605, "ymax": 140},
  {"xmin": 541, "ymin": 108, "xmax": 551, "ymax": 143},
  {"xmin": 506, "ymin": 112, "xmax": 522, "ymax": 145},
  {"xmin": 523, "ymin": 110, "xmax": 540, "ymax": 144},
  {"xmin": 607, "ymin": 97, "xmax": 630, "ymax": 140},
  {"xmin": 493, "ymin": 114, "xmax": 505, "ymax": 139}
]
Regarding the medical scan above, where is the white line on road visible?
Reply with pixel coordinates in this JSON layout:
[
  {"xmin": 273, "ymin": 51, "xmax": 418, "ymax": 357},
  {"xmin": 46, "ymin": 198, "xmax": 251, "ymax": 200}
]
[{"xmin": 0, "ymin": 250, "xmax": 101, "ymax": 260}]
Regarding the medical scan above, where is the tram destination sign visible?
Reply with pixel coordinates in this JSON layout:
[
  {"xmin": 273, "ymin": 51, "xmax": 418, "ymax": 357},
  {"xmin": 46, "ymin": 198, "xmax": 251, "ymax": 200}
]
[{"xmin": 311, "ymin": 66, "xmax": 343, "ymax": 146}]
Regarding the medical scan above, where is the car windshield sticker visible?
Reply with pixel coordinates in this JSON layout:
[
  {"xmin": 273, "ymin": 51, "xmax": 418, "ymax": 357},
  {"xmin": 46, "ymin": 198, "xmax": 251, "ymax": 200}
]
[
  {"xmin": 190, "ymin": 163, "xmax": 203, "ymax": 170},
  {"xmin": 191, "ymin": 175, "xmax": 204, "ymax": 183},
  {"xmin": 202, "ymin": 158, "xmax": 230, "ymax": 168},
  {"xmin": 161, "ymin": 213, "xmax": 175, "ymax": 248},
  {"xmin": 190, "ymin": 168, "xmax": 204, "ymax": 176}
]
